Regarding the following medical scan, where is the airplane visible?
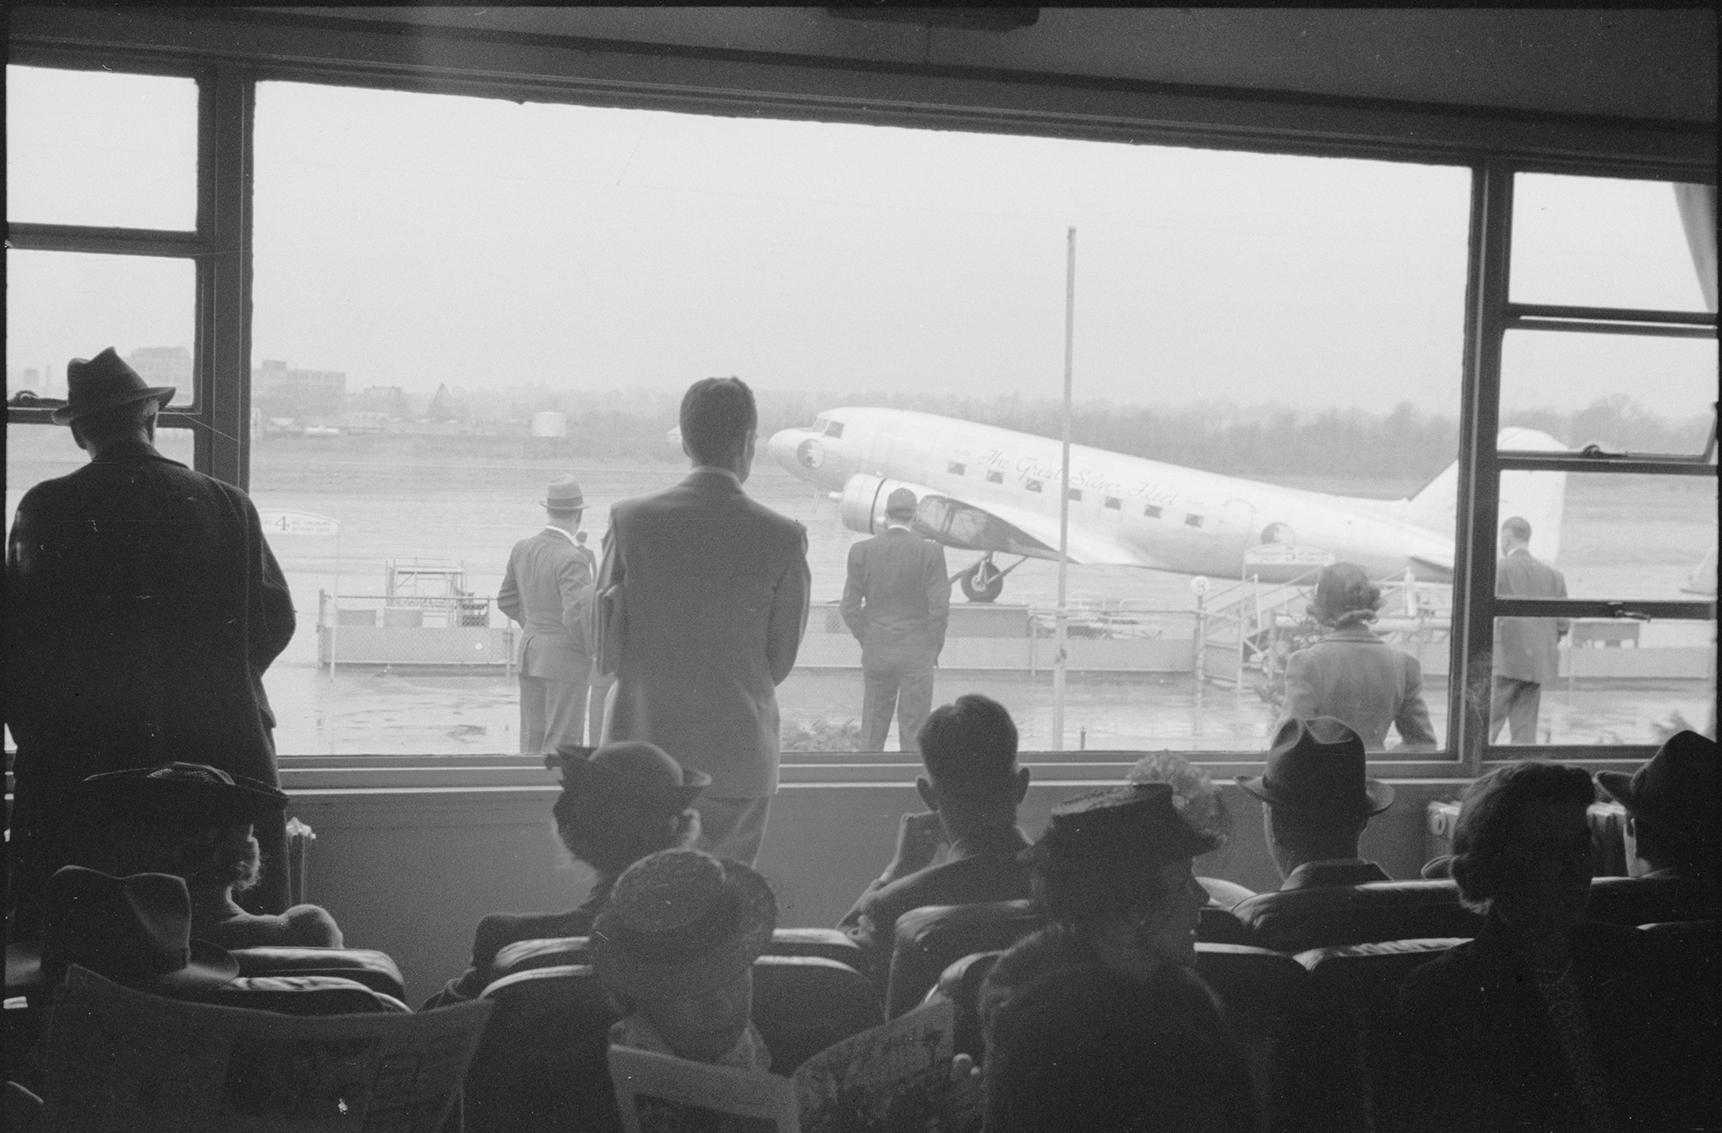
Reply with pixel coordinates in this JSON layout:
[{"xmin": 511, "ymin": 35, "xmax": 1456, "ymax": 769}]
[{"xmin": 765, "ymin": 407, "xmax": 1568, "ymax": 601}]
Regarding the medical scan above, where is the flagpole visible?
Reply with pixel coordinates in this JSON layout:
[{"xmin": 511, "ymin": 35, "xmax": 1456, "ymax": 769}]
[{"xmin": 1054, "ymin": 227, "xmax": 1076, "ymax": 752}]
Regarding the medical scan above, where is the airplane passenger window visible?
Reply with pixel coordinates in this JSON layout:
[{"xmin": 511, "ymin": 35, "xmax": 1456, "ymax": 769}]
[
  {"xmin": 240, "ymin": 78, "xmax": 1494, "ymax": 755},
  {"xmin": 7, "ymin": 251, "xmax": 196, "ymax": 411},
  {"xmin": 6, "ymin": 65, "xmax": 197, "ymax": 231},
  {"xmin": 948, "ymin": 462, "xmax": 966, "ymax": 475},
  {"xmin": 1104, "ymin": 497, "xmax": 1122, "ymax": 510},
  {"xmin": 1067, "ymin": 489, "xmax": 1082, "ymax": 502},
  {"xmin": 1185, "ymin": 515, "xmax": 1204, "ymax": 528}
]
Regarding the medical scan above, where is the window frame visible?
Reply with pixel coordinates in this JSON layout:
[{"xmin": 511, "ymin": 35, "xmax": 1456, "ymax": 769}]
[{"xmin": 8, "ymin": 13, "xmax": 1714, "ymax": 781}]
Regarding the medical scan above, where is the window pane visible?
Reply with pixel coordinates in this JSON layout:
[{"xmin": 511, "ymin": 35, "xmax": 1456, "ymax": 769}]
[
  {"xmin": 1487, "ymin": 617, "xmax": 1715, "ymax": 747},
  {"xmin": 254, "ymin": 81, "xmax": 1469, "ymax": 755},
  {"xmin": 1510, "ymin": 173, "xmax": 1714, "ymax": 313},
  {"xmin": 1494, "ymin": 473, "xmax": 1716, "ymax": 602},
  {"xmin": 6, "ymin": 251, "xmax": 195, "ymax": 409},
  {"xmin": 6, "ymin": 65, "xmax": 197, "ymax": 230},
  {"xmin": 1500, "ymin": 329, "xmax": 1716, "ymax": 454}
]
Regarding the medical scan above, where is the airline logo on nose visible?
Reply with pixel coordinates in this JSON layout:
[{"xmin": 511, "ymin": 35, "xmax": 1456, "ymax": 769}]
[{"xmin": 798, "ymin": 438, "xmax": 825, "ymax": 469}]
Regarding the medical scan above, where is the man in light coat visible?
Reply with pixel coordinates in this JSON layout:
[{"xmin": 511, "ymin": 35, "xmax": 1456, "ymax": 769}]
[
  {"xmin": 1491, "ymin": 516, "xmax": 1568, "ymax": 744},
  {"xmin": 6, "ymin": 348, "xmax": 297, "ymax": 934},
  {"xmin": 498, "ymin": 476, "xmax": 594, "ymax": 753},
  {"xmin": 841, "ymin": 487, "xmax": 950, "ymax": 752},
  {"xmin": 595, "ymin": 377, "xmax": 810, "ymax": 867}
]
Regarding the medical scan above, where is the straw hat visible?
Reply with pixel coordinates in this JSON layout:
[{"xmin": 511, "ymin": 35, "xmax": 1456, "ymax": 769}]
[
  {"xmin": 1026, "ymin": 782, "xmax": 1222, "ymax": 871},
  {"xmin": 592, "ymin": 849, "xmax": 775, "ymax": 1003},
  {"xmin": 52, "ymin": 347, "xmax": 175, "ymax": 425},
  {"xmin": 1237, "ymin": 717, "xmax": 1393, "ymax": 819},
  {"xmin": 546, "ymin": 742, "xmax": 710, "ymax": 815},
  {"xmin": 5, "ymin": 867, "xmax": 239, "ymax": 997}
]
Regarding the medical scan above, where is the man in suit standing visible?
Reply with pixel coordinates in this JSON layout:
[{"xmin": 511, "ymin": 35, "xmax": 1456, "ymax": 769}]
[
  {"xmin": 841, "ymin": 488, "xmax": 950, "ymax": 752},
  {"xmin": 6, "ymin": 348, "xmax": 297, "ymax": 935},
  {"xmin": 498, "ymin": 476, "xmax": 594, "ymax": 754},
  {"xmin": 1491, "ymin": 515, "xmax": 1568, "ymax": 744},
  {"xmin": 595, "ymin": 377, "xmax": 810, "ymax": 868}
]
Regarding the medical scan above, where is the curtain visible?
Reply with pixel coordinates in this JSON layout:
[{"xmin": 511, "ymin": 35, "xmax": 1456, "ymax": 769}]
[{"xmin": 1673, "ymin": 182, "xmax": 1717, "ymax": 313}]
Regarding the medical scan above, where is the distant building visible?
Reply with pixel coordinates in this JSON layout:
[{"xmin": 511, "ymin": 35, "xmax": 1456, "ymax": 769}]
[
  {"xmin": 253, "ymin": 358, "xmax": 347, "ymax": 417},
  {"xmin": 128, "ymin": 346, "xmax": 192, "ymax": 399},
  {"xmin": 351, "ymin": 385, "xmax": 410, "ymax": 418}
]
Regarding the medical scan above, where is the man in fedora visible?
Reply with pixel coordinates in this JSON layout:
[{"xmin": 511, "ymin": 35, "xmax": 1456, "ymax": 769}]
[
  {"xmin": 1238, "ymin": 716, "xmax": 1396, "ymax": 890},
  {"xmin": 498, "ymin": 475, "xmax": 595, "ymax": 753},
  {"xmin": 1597, "ymin": 729, "xmax": 1717, "ymax": 882},
  {"xmin": 593, "ymin": 848, "xmax": 777, "ymax": 1070},
  {"xmin": 595, "ymin": 377, "xmax": 810, "ymax": 868},
  {"xmin": 1491, "ymin": 515, "xmax": 1568, "ymax": 744},
  {"xmin": 6, "ymin": 348, "xmax": 297, "ymax": 937},
  {"xmin": 841, "ymin": 486, "xmax": 950, "ymax": 752}
]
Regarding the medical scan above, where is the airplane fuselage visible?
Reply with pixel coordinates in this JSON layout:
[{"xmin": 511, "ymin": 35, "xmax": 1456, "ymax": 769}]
[{"xmin": 768, "ymin": 408, "xmax": 1458, "ymax": 581}]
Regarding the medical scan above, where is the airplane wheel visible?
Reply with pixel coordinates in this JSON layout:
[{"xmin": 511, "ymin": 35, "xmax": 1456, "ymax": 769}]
[{"xmin": 960, "ymin": 562, "xmax": 1005, "ymax": 603}]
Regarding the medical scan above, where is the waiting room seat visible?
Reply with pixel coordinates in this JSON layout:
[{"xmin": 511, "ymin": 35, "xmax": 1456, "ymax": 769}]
[
  {"xmin": 1588, "ymin": 875, "xmax": 1716, "ymax": 928},
  {"xmin": 230, "ymin": 947, "xmax": 406, "ymax": 1000},
  {"xmin": 1293, "ymin": 937, "xmax": 1471, "ymax": 1129},
  {"xmin": 1231, "ymin": 880, "xmax": 1483, "ymax": 954},
  {"xmin": 489, "ymin": 927, "xmax": 865, "ymax": 985},
  {"xmin": 752, "ymin": 955, "xmax": 883, "ymax": 1072},
  {"xmin": 925, "ymin": 950, "xmax": 1003, "ymax": 1062},
  {"xmin": 468, "ymin": 965, "xmax": 622, "ymax": 1133},
  {"xmin": 887, "ymin": 901, "xmax": 1048, "ymax": 1019},
  {"xmin": 207, "ymin": 975, "xmax": 412, "ymax": 1015}
]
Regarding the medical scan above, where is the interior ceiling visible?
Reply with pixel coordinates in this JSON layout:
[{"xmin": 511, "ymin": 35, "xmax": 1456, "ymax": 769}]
[{"xmin": 265, "ymin": 7, "xmax": 1718, "ymax": 125}]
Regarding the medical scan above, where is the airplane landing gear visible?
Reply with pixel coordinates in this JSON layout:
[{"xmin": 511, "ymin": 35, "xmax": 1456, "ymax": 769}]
[{"xmin": 958, "ymin": 556, "xmax": 1006, "ymax": 603}]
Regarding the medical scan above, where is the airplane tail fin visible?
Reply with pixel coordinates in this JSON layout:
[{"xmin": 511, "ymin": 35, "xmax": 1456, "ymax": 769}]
[{"xmin": 1403, "ymin": 427, "xmax": 1568, "ymax": 563}]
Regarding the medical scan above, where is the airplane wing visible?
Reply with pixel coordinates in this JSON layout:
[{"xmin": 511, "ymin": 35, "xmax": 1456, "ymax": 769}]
[{"xmin": 929, "ymin": 490, "xmax": 1150, "ymax": 567}]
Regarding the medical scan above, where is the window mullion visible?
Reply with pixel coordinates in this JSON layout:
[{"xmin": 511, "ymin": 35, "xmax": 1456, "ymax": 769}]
[{"xmin": 200, "ymin": 64, "xmax": 255, "ymax": 489}]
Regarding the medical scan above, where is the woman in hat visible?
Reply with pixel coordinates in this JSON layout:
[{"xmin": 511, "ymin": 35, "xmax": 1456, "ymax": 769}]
[
  {"xmin": 1277, "ymin": 562, "xmax": 1436, "ymax": 752},
  {"xmin": 1396, "ymin": 761, "xmax": 1705, "ymax": 1132},
  {"xmin": 428, "ymin": 741, "xmax": 708, "ymax": 1007},
  {"xmin": 83, "ymin": 763, "xmax": 342, "ymax": 949},
  {"xmin": 593, "ymin": 848, "xmax": 777, "ymax": 1070}
]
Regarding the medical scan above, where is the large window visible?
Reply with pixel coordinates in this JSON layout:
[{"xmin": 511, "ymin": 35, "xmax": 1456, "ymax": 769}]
[{"xmin": 9, "ymin": 60, "xmax": 1715, "ymax": 765}]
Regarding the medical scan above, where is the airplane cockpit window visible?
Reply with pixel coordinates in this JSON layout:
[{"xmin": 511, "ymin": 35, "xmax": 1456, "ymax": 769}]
[{"xmin": 824, "ymin": 421, "xmax": 844, "ymax": 438}]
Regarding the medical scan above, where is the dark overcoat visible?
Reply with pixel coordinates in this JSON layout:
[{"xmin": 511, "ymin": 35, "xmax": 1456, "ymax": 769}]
[{"xmin": 6, "ymin": 441, "xmax": 295, "ymax": 922}]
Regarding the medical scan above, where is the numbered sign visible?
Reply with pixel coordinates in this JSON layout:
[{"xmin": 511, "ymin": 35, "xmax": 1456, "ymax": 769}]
[
  {"xmin": 259, "ymin": 510, "xmax": 340, "ymax": 536},
  {"xmin": 1243, "ymin": 543, "xmax": 1334, "ymax": 568}
]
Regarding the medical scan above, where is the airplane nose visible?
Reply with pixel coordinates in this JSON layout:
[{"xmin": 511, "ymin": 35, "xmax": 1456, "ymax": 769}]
[{"xmin": 766, "ymin": 429, "xmax": 801, "ymax": 471}]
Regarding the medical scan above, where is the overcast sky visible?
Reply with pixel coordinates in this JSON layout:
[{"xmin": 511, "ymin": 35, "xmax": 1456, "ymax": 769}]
[{"xmin": 7, "ymin": 65, "xmax": 1715, "ymax": 418}]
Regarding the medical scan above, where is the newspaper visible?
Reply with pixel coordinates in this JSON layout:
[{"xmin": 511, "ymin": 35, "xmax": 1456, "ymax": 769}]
[
  {"xmin": 38, "ymin": 966, "xmax": 492, "ymax": 1133},
  {"xmin": 609, "ymin": 1000, "xmax": 954, "ymax": 1133}
]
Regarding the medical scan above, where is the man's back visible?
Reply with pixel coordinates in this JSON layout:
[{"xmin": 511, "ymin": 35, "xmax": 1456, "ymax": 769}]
[
  {"xmin": 842, "ymin": 528, "xmax": 949, "ymax": 650},
  {"xmin": 1495, "ymin": 550, "xmax": 1567, "ymax": 684},
  {"xmin": 501, "ymin": 531, "xmax": 592, "ymax": 680},
  {"xmin": 6, "ymin": 442, "xmax": 294, "ymax": 775},
  {"xmin": 600, "ymin": 468, "xmax": 810, "ymax": 796}
]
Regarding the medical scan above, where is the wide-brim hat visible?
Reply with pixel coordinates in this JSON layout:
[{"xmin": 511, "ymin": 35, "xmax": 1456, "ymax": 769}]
[
  {"xmin": 1596, "ymin": 730, "xmax": 1717, "ymax": 844},
  {"xmin": 79, "ymin": 762, "xmax": 289, "ymax": 826},
  {"xmin": 52, "ymin": 347, "xmax": 176, "ymax": 424},
  {"xmin": 542, "ymin": 475, "xmax": 585, "ymax": 511},
  {"xmin": 546, "ymin": 742, "xmax": 710, "ymax": 814},
  {"xmin": 1237, "ymin": 716, "xmax": 1393, "ymax": 819},
  {"xmin": 592, "ymin": 849, "xmax": 776, "ymax": 1003},
  {"xmin": 5, "ymin": 867, "xmax": 239, "ymax": 998},
  {"xmin": 1024, "ymin": 782, "xmax": 1222, "ymax": 872}
]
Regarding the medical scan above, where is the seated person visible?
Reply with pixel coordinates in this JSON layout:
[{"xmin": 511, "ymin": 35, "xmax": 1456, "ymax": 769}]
[
  {"xmin": 81, "ymin": 763, "xmax": 341, "ymax": 949},
  {"xmin": 432, "ymin": 741, "xmax": 707, "ymax": 1005},
  {"xmin": 984, "ymin": 965, "xmax": 1261, "ymax": 1133},
  {"xmin": 1597, "ymin": 729, "xmax": 1716, "ymax": 881},
  {"xmin": 1277, "ymin": 562, "xmax": 1436, "ymax": 752},
  {"xmin": 1396, "ymin": 761, "xmax": 1704, "ymax": 1132},
  {"xmin": 980, "ymin": 782, "xmax": 1220, "ymax": 1031},
  {"xmin": 1236, "ymin": 716, "xmax": 1395, "ymax": 890},
  {"xmin": 1128, "ymin": 751, "xmax": 1255, "ymax": 907},
  {"xmin": 593, "ymin": 849, "xmax": 775, "ymax": 1070},
  {"xmin": 837, "ymin": 694, "xmax": 1033, "ymax": 976}
]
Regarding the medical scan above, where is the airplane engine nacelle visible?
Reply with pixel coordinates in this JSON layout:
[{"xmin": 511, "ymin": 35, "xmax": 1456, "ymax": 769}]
[{"xmin": 838, "ymin": 473, "xmax": 940, "ymax": 536}]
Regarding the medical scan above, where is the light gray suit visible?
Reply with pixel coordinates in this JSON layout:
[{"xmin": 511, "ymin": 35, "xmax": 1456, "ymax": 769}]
[
  {"xmin": 498, "ymin": 528, "xmax": 593, "ymax": 753},
  {"xmin": 596, "ymin": 467, "xmax": 810, "ymax": 864},
  {"xmin": 1491, "ymin": 548, "xmax": 1569, "ymax": 743}
]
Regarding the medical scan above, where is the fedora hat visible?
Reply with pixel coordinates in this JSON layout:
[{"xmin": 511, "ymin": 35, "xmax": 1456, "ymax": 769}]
[
  {"xmin": 592, "ymin": 849, "xmax": 775, "ymax": 1003},
  {"xmin": 1025, "ymin": 782, "xmax": 1222, "ymax": 872},
  {"xmin": 546, "ymin": 742, "xmax": 710, "ymax": 815},
  {"xmin": 52, "ymin": 347, "xmax": 176, "ymax": 424},
  {"xmin": 80, "ymin": 762, "xmax": 289, "ymax": 827},
  {"xmin": 542, "ymin": 475, "xmax": 585, "ymax": 511},
  {"xmin": 1596, "ymin": 730, "xmax": 1717, "ymax": 845},
  {"xmin": 1237, "ymin": 717, "xmax": 1393, "ymax": 819},
  {"xmin": 5, "ymin": 867, "xmax": 239, "ymax": 998}
]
